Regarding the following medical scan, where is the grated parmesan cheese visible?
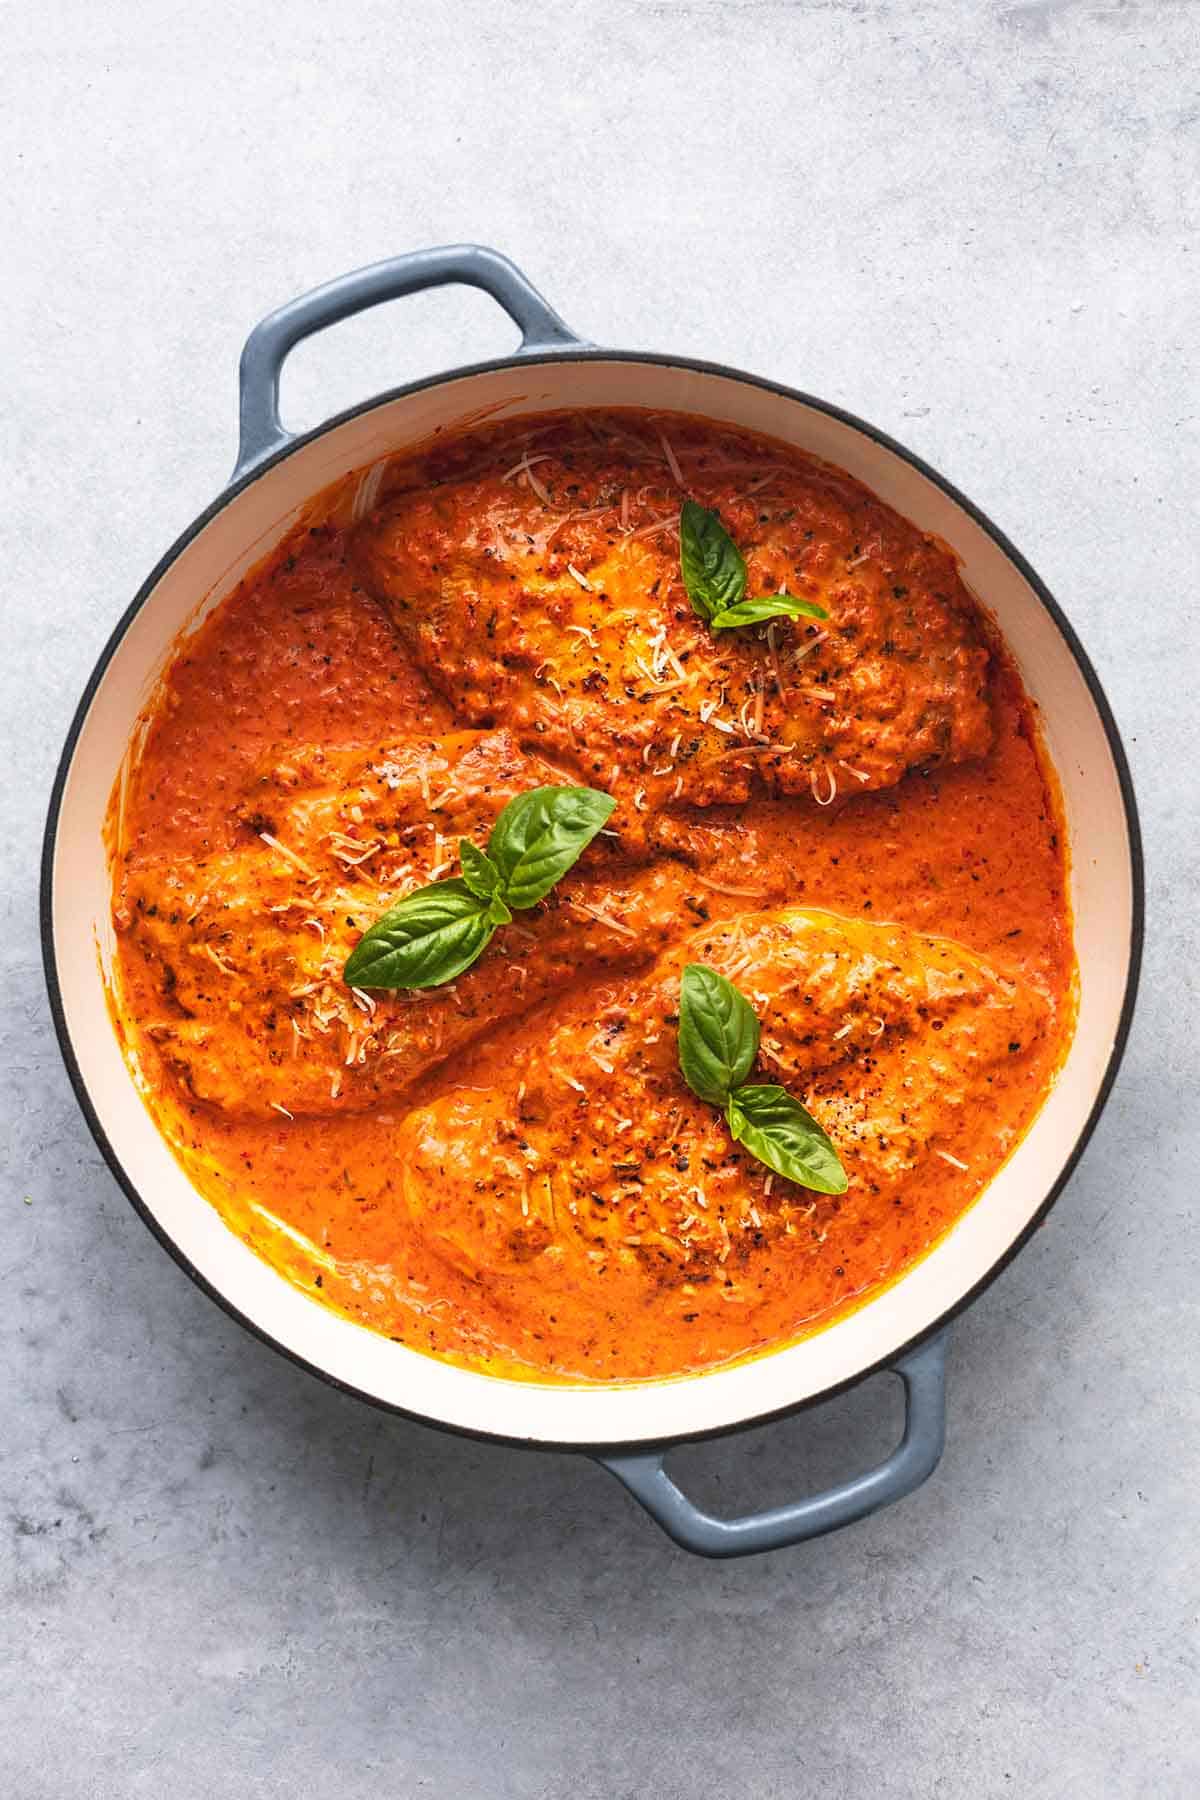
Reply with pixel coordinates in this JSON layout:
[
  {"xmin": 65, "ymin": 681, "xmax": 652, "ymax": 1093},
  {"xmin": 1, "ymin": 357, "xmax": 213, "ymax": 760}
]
[
  {"xmin": 810, "ymin": 767, "xmax": 838, "ymax": 807},
  {"xmin": 692, "ymin": 873, "xmax": 764, "ymax": 898},
  {"xmin": 259, "ymin": 832, "xmax": 316, "ymax": 879},
  {"xmin": 658, "ymin": 429, "xmax": 684, "ymax": 486}
]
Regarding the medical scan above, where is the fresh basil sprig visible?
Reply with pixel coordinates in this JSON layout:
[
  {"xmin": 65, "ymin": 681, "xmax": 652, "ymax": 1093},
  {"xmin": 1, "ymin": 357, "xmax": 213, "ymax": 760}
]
[
  {"xmin": 679, "ymin": 499, "xmax": 828, "ymax": 633},
  {"xmin": 708, "ymin": 593, "xmax": 828, "ymax": 630},
  {"xmin": 485, "ymin": 786, "xmax": 616, "ymax": 911},
  {"xmin": 679, "ymin": 499, "xmax": 747, "ymax": 621},
  {"xmin": 677, "ymin": 961, "xmax": 759, "ymax": 1105},
  {"xmin": 677, "ymin": 963, "xmax": 848, "ymax": 1193},
  {"xmin": 459, "ymin": 838, "xmax": 505, "ymax": 904},
  {"xmin": 342, "ymin": 879, "xmax": 503, "ymax": 990},
  {"xmin": 725, "ymin": 1084, "xmax": 848, "ymax": 1192},
  {"xmin": 343, "ymin": 785, "xmax": 615, "ymax": 990}
]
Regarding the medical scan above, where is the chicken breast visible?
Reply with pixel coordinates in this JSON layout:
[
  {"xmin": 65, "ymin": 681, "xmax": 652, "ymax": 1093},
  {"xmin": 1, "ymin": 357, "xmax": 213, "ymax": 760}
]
[
  {"xmin": 114, "ymin": 729, "xmax": 685, "ymax": 1117},
  {"xmin": 393, "ymin": 906, "xmax": 1045, "ymax": 1286},
  {"xmin": 352, "ymin": 422, "xmax": 992, "ymax": 823}
]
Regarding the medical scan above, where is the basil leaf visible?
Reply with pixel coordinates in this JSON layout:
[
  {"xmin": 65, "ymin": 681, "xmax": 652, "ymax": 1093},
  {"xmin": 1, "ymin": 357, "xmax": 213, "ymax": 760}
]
[
  {"xmin": 343, "ymin": 878, "xmax": 495, "ymax": 990},
  {"xmin": 708, "ymin": 594, "xmax": 829, "ymax": 631},
  {"xmin": 486, "ymin": 785, "xmax": 616, "ymax": 910},
  {"xmin": 344, "ymin": 783, "xmax": 612, "ymax": 992},
  {"xmin": 679, "ymin": 500, "xmax": 746, "ymax": 622},
  {"xmin": 460, "ymin": 838, "xmax": 503, "ymax": 902},
  {"xmin": 677, "ymin": 964, "xmax": 760, "ymax": 1106},
  {"xmin": 726, "ymin": 1084, "xmax": 848, "ymax": 1194}
]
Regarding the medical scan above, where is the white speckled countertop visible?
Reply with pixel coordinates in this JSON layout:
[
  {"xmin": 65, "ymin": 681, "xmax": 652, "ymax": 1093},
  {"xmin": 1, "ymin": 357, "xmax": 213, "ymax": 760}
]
[{"xmin": 3, "ymin": 3, "xmax": 1196, "ymax": 1794}]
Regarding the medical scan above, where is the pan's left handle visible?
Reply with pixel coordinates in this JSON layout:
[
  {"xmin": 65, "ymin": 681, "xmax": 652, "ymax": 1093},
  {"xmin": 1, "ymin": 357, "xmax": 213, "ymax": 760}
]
[
  {"xmin": 595, "ymin": 1331, "xmax": 948, "ymax": 1559},
  {"xmin": 234, "ymin": 244, "xmax": 588, "ymax": 480}
]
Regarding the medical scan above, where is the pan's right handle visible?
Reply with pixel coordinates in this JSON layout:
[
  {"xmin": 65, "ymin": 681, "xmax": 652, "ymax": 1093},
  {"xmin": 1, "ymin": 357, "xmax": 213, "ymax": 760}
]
[
  {"xmin": 235, "ymin": 244, "xmax": 588, "ymax": 480},
  {"xmin": 597, "ymin": 1332, "xmax": 948, "ymax": 1559}
]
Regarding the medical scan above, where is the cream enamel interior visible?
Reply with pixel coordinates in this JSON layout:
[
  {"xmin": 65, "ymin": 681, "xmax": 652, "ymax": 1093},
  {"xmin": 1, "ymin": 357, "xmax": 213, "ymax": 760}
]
[{"xmin": 49, "ymin": 359, "xmax": 1135, "ymax": 1445}]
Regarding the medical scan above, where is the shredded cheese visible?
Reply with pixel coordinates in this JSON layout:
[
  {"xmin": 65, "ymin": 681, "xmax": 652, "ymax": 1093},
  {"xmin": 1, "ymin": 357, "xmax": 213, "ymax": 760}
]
[
  {"xmin": 793, "ymin": 630, "xmax": 828, "ymax": 662},
  {"xmin": 738, "ymin": 471, "xmax": 780, "ymax": 499},
  {"xmin": 662, "ymin": 643, "xmax": 688, "ymax": 682},
  {"xmin": 627, "ymin": 512, "xmax": 679, "ymax": 541},
  {"xmin": 328, "ymin": 834, "xmax": 382, "ymax": 868},
  {"xmin": 569, "ymin": 900, "xmax": 638, "ymax": 940},
  {"xmin": 810, "ymin": 767, "xmax": 838, "ymax": 807},
  {"xmin": 692, "ymin": 873, "xmax": 765, "ymax": 898},
  {"xmin": 258, "ymin": 832, "xmax": 316, "ymax": 879},
  {"xmin": 658, "ymin": 429, "xmax": 684, "ymax": 486},
  {"xmin": 501, "ymin": 451, "xmax": 554, "ymax": 483},
  {"xmin": 350, "ymin": 458, "xmax": 388, "ymax": 523},
  {"xmin": 523, "ymin": 463, "xmax": 552, "ymax": 503}
]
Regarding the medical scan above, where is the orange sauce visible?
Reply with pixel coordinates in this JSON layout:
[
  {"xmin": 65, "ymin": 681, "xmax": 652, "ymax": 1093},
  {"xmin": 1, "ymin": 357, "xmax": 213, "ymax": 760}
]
[{"xmin": 107, "ymin": 411, "xmax": 1074, "ymax": 1382}]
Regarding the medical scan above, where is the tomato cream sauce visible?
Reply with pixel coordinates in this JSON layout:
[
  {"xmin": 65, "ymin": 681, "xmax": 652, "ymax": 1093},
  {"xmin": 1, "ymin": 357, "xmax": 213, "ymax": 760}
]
[{"xmin": 107, "ymin": 411, "xmax": 1075, "ymax": 1382}]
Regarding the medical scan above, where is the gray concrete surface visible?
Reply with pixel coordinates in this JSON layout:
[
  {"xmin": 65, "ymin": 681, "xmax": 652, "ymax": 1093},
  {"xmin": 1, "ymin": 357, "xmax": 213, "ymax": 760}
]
[{"xmin": 3, "ymin": 2, "xmax": 1197, "ymax": 1795}]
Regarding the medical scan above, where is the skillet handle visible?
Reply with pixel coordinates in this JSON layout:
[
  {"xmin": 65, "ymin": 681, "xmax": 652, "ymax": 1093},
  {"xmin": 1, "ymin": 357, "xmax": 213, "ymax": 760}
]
[
  {"xmin": 596, "ymin": 1331, "xmax": 948, "ymax": 1559},
  {"xmin": 235, "ymin": 244, "xmax": 586, "ymax": 479}
]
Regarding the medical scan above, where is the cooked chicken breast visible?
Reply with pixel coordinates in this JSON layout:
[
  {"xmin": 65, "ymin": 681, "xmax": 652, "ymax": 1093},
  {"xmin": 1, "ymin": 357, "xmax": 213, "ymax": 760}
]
[
  {"xmin": 353, "ymin": 430, "xmax": 992, "ymax": 823},
  {"xmin": 114, "ymin": 729, "xmax": 685, "ymax": 1117},
  {"xmin": 394, "ymin": 906, "xmax": 1045, "ymax": 1285}
]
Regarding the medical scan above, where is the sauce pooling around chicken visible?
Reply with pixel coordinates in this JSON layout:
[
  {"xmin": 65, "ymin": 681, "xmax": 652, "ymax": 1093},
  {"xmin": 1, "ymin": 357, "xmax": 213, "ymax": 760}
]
[{"xmin": 107, "ymin": 410, "xmax": 1074, "ymax": 1382}]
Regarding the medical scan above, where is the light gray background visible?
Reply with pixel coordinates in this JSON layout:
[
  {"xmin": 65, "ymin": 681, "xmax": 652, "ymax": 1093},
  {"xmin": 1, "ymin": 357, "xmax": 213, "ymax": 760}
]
[{"xmin": 3, "ymin": 3, "xmax": 1196, "ymax": 1796}]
